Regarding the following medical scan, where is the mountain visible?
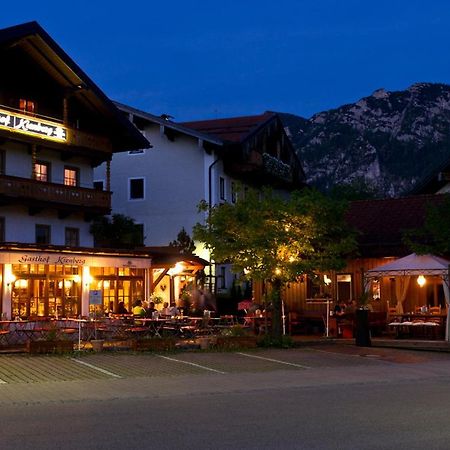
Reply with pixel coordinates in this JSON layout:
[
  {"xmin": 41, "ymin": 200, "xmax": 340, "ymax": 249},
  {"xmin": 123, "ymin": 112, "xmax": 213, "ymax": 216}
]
[{"xmin": 281, "ymin": 83, "xmax": 450, "ymax": 197}]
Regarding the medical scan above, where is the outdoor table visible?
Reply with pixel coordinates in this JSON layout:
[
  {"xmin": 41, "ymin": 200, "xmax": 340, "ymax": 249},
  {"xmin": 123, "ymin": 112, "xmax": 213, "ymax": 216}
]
[
  {"xmin": 133, "ymin": 318, "xmax": 169, "ymax": 337},
  {"xmin": 388, "ymin": 313, "xmax": 446, "ymax": 339}
]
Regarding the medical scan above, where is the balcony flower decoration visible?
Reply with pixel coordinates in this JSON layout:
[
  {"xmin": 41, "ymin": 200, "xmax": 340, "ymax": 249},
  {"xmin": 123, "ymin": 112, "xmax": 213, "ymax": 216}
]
[{"xmin": 262, "ymin": 153, "xmax": 292, "ymax": 182}]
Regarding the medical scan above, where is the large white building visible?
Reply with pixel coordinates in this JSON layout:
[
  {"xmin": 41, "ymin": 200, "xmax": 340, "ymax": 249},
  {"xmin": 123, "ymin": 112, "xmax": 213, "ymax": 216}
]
[
  {"xmin": 95, "ymin": 105, "xmax": 305, "ymax": 292},
  {"xmin": 0, "ymin": 21, "xmax": 156, "ymax": 319}
]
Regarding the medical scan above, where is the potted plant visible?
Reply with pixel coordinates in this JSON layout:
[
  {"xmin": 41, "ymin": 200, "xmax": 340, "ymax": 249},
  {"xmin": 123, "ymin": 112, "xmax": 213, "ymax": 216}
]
[
  {"xmin": 27, "ymin": 324, "xmax": 74, "ymax": 354},
  {"xmin": 216, "ymin": 325, "xmax": 258, "ymax": 349},
  {"xmin": 355, "ymin": 291, "xmax": 372, "ymax": 347},
  {"xmin": 130, "ymin": 335, "xmax": 177, "ymax": 351}
]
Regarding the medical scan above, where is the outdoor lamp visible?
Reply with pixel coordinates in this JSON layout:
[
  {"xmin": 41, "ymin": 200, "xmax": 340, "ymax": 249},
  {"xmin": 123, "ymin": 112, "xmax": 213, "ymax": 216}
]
[
  {"xmin": 417, "ymin": 275, "xmax": 426, "ymax": 287},
  {"xmin": 6, "ymin": 273, "xmax": 16, "ymax": 286}
]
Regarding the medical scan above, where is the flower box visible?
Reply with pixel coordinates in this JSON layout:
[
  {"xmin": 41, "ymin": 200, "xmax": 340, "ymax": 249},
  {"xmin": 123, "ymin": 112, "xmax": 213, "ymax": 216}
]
[
  {"xmin": 130, "ymin": 337, "xmax": 176, "ymax": 352},
  {"xmin": 216, "ymin": 336, "xmax": 258, "ymax": 350},
  {"xmin": 26, "ymin": 340, "xmax": 74, "ymax": 354}
]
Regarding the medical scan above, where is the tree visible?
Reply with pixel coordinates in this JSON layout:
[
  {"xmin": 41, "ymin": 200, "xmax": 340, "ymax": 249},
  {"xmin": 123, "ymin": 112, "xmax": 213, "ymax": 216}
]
[
  {"xmin": 169, "ymin": 227, "xmax": 196, "ymax": 253},
  {"xmin": 403, "ymin": 194, "xmax": 450, "ymax": 255},
  {"xmin": 328, "ymin": 177, "xmax": 378, "ymax": 201},
  {"xmin": 90, "ymin": 214, "xmax": 144, "ymax": 249},
  {"xmin": 193, "ymin": 187, "xmax": 357, "ymax": 341}
]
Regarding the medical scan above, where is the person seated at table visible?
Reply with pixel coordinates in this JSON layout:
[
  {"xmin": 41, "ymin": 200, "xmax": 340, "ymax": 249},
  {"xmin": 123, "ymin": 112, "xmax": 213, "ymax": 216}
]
[
  {"xmin": 146, "ymin": 301, "xmax": 157, "ymax": 318},
  {"xmin": 132, "ymin": 300, "xmax": 146, "ymax": 317},
  {"xmin": 346, "ymin": 299, "xmax": 358, "ymax": 313},
  {"xmin": 116, "ymin": 301, "xmax": 128, "ymax": 315},
  {"xmin": 160, "ymin": 302, "xmax": 171, "ymax": 317},
  {"xmin": 169, "ymin": 303, "xmax": 180, "ymax": 316},
  {"xmin": 334, "ymin": 300, "xmax": 346, "ymax": 316}
]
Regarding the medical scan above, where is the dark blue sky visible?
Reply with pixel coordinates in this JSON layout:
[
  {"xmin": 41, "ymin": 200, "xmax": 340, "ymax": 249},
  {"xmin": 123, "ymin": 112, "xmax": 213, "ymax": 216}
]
[{"xmin": 2, "ymin": 0, "xmax": 450, "ymax": 121}]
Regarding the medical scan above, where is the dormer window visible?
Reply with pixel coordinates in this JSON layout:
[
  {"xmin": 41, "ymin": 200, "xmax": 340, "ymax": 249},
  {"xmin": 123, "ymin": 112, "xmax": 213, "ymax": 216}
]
[{"xmin": 19, "ymin": 98, "xmax": 36, "ymax": 116}]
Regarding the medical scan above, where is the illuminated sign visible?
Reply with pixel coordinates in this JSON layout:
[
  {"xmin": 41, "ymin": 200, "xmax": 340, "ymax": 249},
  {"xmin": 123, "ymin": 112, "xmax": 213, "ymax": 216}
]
[{"xmin": 0, "ymin": 108, "xmax": 67, "ymax": 142}]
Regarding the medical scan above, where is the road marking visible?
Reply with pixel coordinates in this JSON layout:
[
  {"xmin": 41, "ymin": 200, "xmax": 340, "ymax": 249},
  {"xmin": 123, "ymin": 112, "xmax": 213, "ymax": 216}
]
[
  {"xmin": 71, "ymin": 358, "xmax": 122, "ymax": 378},
  {"xmin": 157, "ymin": 355, "xmax": 226, "ymax": 374},
  {"xmin": 308, "ymin": 348, "xmax": 392, "ymax": 363},
  {"xmin": 236, "ymin": 352, "xmax": 311, "ymax": 369}
]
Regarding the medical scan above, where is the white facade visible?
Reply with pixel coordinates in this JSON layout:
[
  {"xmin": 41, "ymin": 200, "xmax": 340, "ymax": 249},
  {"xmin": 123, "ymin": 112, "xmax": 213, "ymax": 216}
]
[
  {"xmin": 95, "ymin": 121, "xmax": 231, "ymax": 247},
  {"xmin": 1, "ymin": 139, "xmax": 95, "ymax": 246}
]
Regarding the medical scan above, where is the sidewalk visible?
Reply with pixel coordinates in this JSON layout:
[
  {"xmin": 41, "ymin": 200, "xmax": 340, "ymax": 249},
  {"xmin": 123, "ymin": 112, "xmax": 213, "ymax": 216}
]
[{"xmin": 291, "ymin": 334, "xmax": 450, "ymax": 352}]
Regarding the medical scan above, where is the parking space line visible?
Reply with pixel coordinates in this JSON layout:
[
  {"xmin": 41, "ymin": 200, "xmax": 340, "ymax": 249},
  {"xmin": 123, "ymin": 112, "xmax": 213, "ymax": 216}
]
[
  {"xmin": 308, "ymin": 347, "xmax": 392, "ymax": 363},
  {"xmin": 71, "ymin": 358, "xmax": 122, "ymax": 378},
  {"xmin": 236, "ymin": 352, "xmax": 311, "ymax": 369},
  {"xmin": 157, "ymin": 355, "xmax": 226, "ymax": 374}
]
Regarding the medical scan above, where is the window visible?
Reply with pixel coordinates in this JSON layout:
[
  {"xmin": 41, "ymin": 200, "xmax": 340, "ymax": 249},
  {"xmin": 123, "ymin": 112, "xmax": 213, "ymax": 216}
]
[
  {"xmin": 34, "ymin": 162, "xmax": 50, "ymax": 182},
  {"xmin": 219, "ymin": 177, "xmax": 225, "ymax": 201},
  {"xmin": 219, "ymin": 266, "xmax": 226, "ymax": 290},
  {"xmin": 128, "ymin": 149, "xmax": 145, "ymax": 155},
  {"xmin": 129, "ymin": 178, "xmax": 144, "ymax": 200},
  {"xmin": 65, "ymin": 227, "xmax": 79, "ymax": 247},
  {"xmin": 93, "ymin": 180, "xmax": 104, "ymax": 191},
  {"xmin": 35, "ymin": 225, "xmax": 51, "ymax": 244},
  {"xmin": 337, "ymin": 274, "xmax": 353, "ymax": 303},
  {"xmin": 231, "ymin": 182, "xmax": 237, "ymax": 203},
  {"xmin": 135, "ymin": 223, "xmax": 145, "ymax": 245},
  {"xmin": 0, "ymin": 217, "xmax": 5, "ymax": 242},
  {"xmin": 64, "ymin": 167, "xmax": 79, "ymax": 187},
  {"xmin": 19, "ymin": 98, "xmax": 36, "ymax": 115}
]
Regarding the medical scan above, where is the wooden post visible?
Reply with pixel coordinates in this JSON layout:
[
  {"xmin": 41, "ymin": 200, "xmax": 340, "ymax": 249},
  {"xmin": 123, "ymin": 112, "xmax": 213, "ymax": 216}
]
[
  {"xmin": 106, "ymin": 160, "xmax": 111, "ymax": 192},
  {"xmin": 31, "ymin": 144, "xmax": 37, "ymax": 179}
]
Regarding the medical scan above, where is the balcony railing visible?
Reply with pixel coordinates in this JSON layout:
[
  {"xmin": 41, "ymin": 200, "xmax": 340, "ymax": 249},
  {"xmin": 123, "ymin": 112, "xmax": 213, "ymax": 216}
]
[
  {"xmin": 0, "ymin": 175, "xmax": 111, "ymax": 211},
  {"xmin": 0, "ymin": 104, "xmax": 113, "ymax": 153}
]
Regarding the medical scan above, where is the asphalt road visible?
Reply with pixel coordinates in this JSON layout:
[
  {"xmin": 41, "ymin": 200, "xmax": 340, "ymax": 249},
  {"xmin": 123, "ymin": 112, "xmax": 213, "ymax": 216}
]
[{"xmin": 1, "ymin": 345, "xmax": 450, "ymax": 449}]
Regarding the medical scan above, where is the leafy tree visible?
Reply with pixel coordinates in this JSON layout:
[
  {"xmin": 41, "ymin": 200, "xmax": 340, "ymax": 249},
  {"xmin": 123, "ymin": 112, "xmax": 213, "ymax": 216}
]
[
  {"xmin": 193, "ymin": 187, "xmax": 357, "ymax": 341},
  {"xmin": 328, "ymin": 177, "xmax": 378, "ymax": 201},
  {"xmin": 169, "ymin": 227, "xmax": 196, "ymax": 253},
  {"xmin": 90, "ymin": 214, "xmax": 144, "ymax": 249},
  {"xmin": 403, "ymin": 195, "xmax": 450, "ymax": 255}
]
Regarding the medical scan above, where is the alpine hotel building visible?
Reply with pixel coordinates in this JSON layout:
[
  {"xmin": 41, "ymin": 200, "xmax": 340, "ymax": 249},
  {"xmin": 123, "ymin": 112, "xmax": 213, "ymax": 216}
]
[{"xmin": 0, "ymin": 22, "xmax": 154, "ymax": 320}]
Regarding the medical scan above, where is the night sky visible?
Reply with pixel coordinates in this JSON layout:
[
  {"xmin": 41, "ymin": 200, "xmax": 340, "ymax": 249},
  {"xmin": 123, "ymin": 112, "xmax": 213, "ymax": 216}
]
[{"xmin": 2, "ymin": 0, "xmax": 450, "ymax": 121}]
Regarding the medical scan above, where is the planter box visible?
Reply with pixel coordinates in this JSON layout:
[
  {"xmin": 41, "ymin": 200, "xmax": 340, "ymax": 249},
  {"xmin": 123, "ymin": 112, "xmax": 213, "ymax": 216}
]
[
  {"xmin": 27, "ymin": 340, "xmax": 74, "ymax": 354},
  {"xmin": 131, "ymin": 338, "xmax": 176, "ymax": 352},
  {"xmin": 216, "ymin": 336, "xmax": 258, "ymax": 350}
]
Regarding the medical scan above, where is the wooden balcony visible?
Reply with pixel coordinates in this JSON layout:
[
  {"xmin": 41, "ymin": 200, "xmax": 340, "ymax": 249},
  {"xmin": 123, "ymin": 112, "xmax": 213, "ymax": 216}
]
[{"xmin": 0, "ymin": 174, "xmax": 111, "ymax": 214}]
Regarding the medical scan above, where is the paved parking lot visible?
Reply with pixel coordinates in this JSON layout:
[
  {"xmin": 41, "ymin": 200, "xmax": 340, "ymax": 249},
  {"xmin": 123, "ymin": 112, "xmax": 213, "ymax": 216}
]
[{"xmin": 0, "ymin": 344, "xmax": 449, "ymax": 387}]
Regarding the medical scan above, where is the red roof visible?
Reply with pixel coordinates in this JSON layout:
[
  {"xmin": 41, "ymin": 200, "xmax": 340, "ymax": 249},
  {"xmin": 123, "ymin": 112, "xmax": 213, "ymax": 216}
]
[
  {"xmin": 346, "ymin": 194, "xmax": 448, "ymax": 257},
  {"xmin": 181, "ymin": 112, "xmax": 275, "ymax": 142}
]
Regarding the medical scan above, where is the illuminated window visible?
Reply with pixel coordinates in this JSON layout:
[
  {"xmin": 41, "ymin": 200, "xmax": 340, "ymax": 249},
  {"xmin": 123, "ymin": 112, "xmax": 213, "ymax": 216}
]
[
  {"xmin": 65, "ymin": 227, "xmax": 79, "ymax": 246},
  {"xmin": 34, "ymin": 162, "xmax": 50, "ymax": 182},
  {"xmin": 19, "ymin": 98, "xmax": 36, "ymax": 115},
  {"xmin": 129, "ymin": 178, "xmax": 144, "ymax": 200},
  {"xmin": 36, "ymin": 225, "xmax": 51, "ymax": 244},
  {"xmin": 64, "ymin": 167, "xmax": 78, "ymax": 186}
]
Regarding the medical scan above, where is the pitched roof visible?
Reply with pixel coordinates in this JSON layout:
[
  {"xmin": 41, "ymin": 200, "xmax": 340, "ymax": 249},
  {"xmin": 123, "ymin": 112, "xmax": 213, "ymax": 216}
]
[
  {"xmin": 115, "ymin": 101, "xmax": 224, "ymax": 146},
  {"xmin": 366, "ymin": 253, "xmax": 450, "ymax": 277},
  {"xmin": 181, "ymin": 112, "xmax": 276, "ymax": 143},
  {"xmin": 0, "ymin": 21, "xmax": 148, "ymax": 151},
  {"xmin": 346, "ymin": 194, "xmax": 449, "ymax": 258}
]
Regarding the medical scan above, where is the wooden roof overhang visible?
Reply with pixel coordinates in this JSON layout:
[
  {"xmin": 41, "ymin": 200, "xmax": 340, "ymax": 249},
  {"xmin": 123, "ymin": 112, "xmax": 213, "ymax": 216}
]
[{"xmin": 0, "ymin": 21, "xmax": 149, "ymax": 153}]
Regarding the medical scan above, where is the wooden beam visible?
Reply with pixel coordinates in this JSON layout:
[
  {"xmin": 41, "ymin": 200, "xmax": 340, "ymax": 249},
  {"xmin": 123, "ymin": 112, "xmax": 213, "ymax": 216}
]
[{"xmin": 153, "ymin": 268, "xmax": 169, "ymax": 289}]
